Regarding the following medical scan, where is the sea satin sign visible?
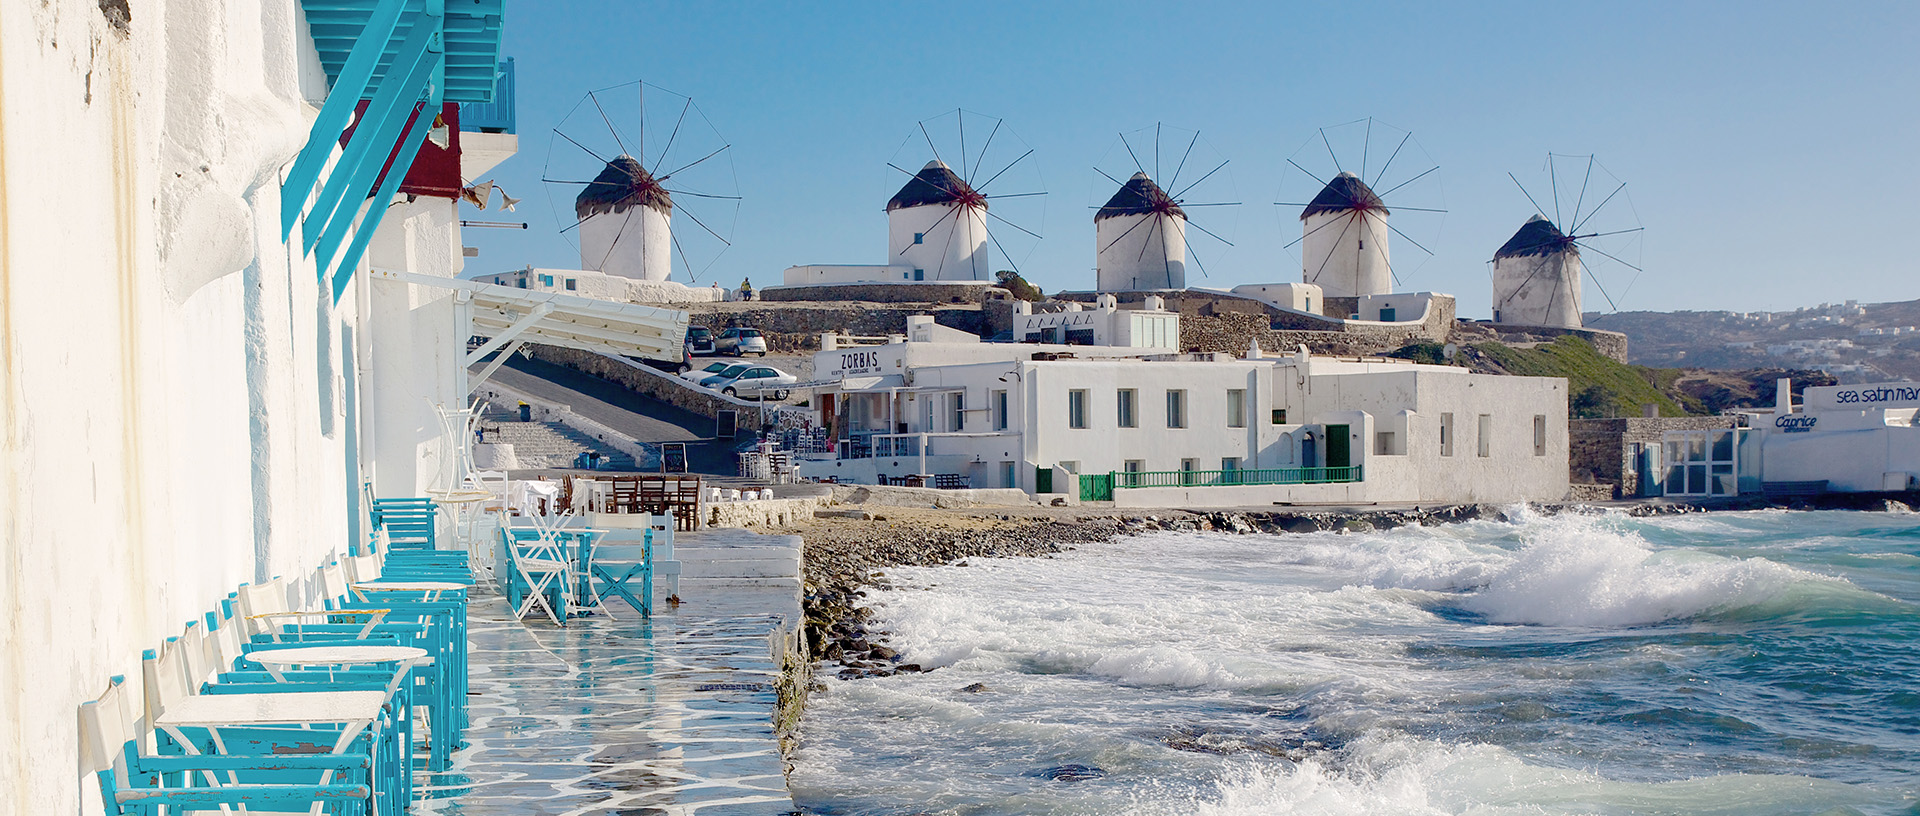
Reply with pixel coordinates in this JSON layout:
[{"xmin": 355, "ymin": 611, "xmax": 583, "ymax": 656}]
[{"xmin": 1804, "ymin": 381, "xmax": 1920, "ymax": 411}]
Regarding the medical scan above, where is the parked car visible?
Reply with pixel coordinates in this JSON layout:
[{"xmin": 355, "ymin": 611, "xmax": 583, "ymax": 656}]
[
  {"xmin": 707, "ymin": 365, "xmax": 797, "ymax": 400},
  {"xmin": 684, "ymin": 325, "xmax": 716, "ymax": 359},
  {"xmin": 716, "ymin": 327, "xmax": 768, "ymax": 356},
  {"xmin": 681, "ymin": 361, "xmax": 736, "ymax": 383},
  {"xmin": 698, "ymin": 364, "xmax": 754, "ymax": 389}
]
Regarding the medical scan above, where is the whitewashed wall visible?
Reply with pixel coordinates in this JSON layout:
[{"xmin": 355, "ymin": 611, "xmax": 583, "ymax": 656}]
[{"xmin": 0, "ymin": 2, "xmax": 460, "ymax": 811}]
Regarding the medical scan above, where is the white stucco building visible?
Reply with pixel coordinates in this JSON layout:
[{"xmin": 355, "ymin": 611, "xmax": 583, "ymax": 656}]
[
  {"xmin": 1490, "ymin": 214, "xmax": 1584, "ymax": 328},
  {"xmin": 779, "ymin": 160, "xmax": 995, "ymax": 287},
  {"xmin": 796, "ymin": 332, "xmax": 1569, "ymax": 507},
  {"xmin": 1095, "ymin": 172, "xmax": 1188, "ymax": 291},
  {"xmin": 1301, "ymin": 172, "xmax": 1394, "ymax": 298},
  {"xmin": 1660, "ymin": 380, "xmax": 1920, "ymax": 498}
]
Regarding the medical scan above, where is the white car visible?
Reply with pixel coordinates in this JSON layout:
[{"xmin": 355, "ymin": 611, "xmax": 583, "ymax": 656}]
[
  {"xmin": 698, "ymin": 363, "xmax": 754, "ymax": 389},
  {"xmin": 680, "ymin": 361, "xmax": 735, "ymax": 383},
  {"xmin": 707, "ymin": 365, "xmax": 797, "ymax": 400}
]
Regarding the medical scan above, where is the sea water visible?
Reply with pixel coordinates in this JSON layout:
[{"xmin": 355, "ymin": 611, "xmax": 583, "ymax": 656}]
[{"xmin": 788, "ymin": 509, "xmax": 1920, "ymax": 815}]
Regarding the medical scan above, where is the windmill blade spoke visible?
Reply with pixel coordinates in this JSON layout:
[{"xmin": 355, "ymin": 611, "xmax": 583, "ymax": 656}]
[
  {"xmin": 1183, "ymin": 226, "xmax": 1211, "ymax": 280},
  {"xmin": 1120, "ymin": 131, "xmax": 1146, "ymax": 175},
  {"xmin": 662, "ymin": 188, "xmax": 743, "ymax": 200},
  {"xmin": 1509, "ymin": 172, "xmax": 1551, "ymax": 222},
  {"xmin": 898, "ymin": 206, "xmax": 959, "ymax": 255},
  {"xmin": 1376, "ymin": 165, "xmax": 1437, "ymax": 199},
  {"xmin": 656, "ymin": 144, "xmax": 731, "ymax": 183},
  {"xmin": 1570, "ymin": 155, "xmax": 1595, "ymax": 228},
  {"xmin": 920, "ymin": 120, "xmax": 947, "ymax": 169},
  {"xmin": 983, "ymin": 220, "xmax": 1027, "ymax": 279},
  {"xmin": 1383, "ymin": 218, "xmax": 1434, "ymax": 256},
  {"xmin": 1319, "ymin": 128, "xmax": 1342, "ymax": 173},
  {"xmin": 1168, "ymin": 130, "xmax": 1199, "ymax": 190},
  {"xmin": 1098, "ymin": 211, "xmax": 1156, "ymax": 254},
  {"xmin": 1371, "ymin": 131, "xmax": 1411, "ymax": 188},
  {"xmin": 542, "ymin": 178, "xmax": 597, "ymax": 184},
  {"xmin": 976, "ymin": 149, "xmax": 1033, "ymax": 192},
  {"xmin": 984, "ymin": 209, "xmax": 1042, "ymax": 240},
  {"xmin": 1361, "ymin": 216, "xmax": 1402, "ymax": 288},
  {"xmin": 1093, "ymin": 166, "xmax": 1127, "ymax": 188},
  {"xmin": 1571, "ymin": 182, "xmax": 1627, "ymax": 234},
  {"xmin": 1154, "ymin": 122, "xmax": 1161, "ymax": 180},
  {"xmin": 1380, "ymin": 205, "xmax": 1447, "ymax": 213},
  {"xmin": 983, "ymin": 191, "xmax": 1047, "ymax": 199},
  {"xmin": 888, "ymin": 162, "xmax": 964, "ymax": 200},
  {"xmin": 973, "ymin": 119, "xmax": 1003, "ymax": 185},
  {"xmin": 1172, "ymin": 159, "xmax": 1229, "ymax": 200},
  {"xmin": 596, "ymin": 207, "xmax": 640, "ymax": 272},
  {"xmin": 958, "ymin": 109, "xmax": 967, "ymax": 180},
  {"xmin": 1308, "ymin": 214, "xmax": 1358, "ymax": 285},
  {"xmin": 935, "ymin": 202, "xmax": 960, "ymax": 280},
  {"xmin": 658, "ymin": 98, "xmax": 694, "ymax": 171},
  {"xmin": 1183, "ymin": 217, "xmax": 1235, "ymax": 247},
  {"xmin": 588, "ymin": 92, "xmax": 630, "ymax": 159},
  {"xmin": 1585, "ymin": 266, "xmax": 1620, "ymax": 311},
  {"xmin": 1574, "ymin": 241, "xmax": 1641, "ymax": 273},
  {"xmin": 1573, "ymin": 227, "xmax": 1644, "ymax": 239},
  {"xmin": 554, "ymin": 128, "xmax": 609, "ymax": 164},
  {"xmin": 1175, "ymin": 202, "xmax": 1241, "ymax": 207},
  {"xmin": 677, "ymin": 204, "xmax": 733, "ymax": 247},
  {"xmin": 1287, "ymin": 159, "xmax": 1328, "ymax": 188},
  {"xmin": 1136, "ymin": 215, "xmax": 1161, "ymax": 263},
  {"xmin": 1282, "ymin": 210, "xmax": 1350, "ymax": 249}
]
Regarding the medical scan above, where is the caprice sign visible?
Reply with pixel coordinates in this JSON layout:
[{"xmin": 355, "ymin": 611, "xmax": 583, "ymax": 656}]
[
  {"xmin": 1804, "ymin": 381, "xmax": 1920, "ymax": 411},
  {"xmin": 1775, "ymin": 415, "xmax": 1818, "ymax": 433}
]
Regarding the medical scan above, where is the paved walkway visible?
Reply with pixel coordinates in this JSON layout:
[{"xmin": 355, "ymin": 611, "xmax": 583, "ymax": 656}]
[
  {"xmin": 417, "ymin": 580, "xmax": 801, "ymax": 815},
  {"xmin": 485, "ymin": 356, "xmax": 741, "ymax": 476}
]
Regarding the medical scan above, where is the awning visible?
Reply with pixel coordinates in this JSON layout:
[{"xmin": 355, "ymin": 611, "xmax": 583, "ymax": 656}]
[
  {"xmin": 838, "ymin": 375, "xmax": 907, "ymax": 391},
  {"xmin": 370, "ymin": 269, "xmax": 691, "ymax": 391}
]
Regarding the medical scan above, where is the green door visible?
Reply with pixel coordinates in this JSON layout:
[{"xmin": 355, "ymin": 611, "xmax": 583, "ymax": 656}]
[
  {"xmin": 1079, "ymin": 473, "xmax": 1114, "ymax": 502},
  {"xmin": 1035, "ymin": 466, "xmax": 1052, "ymax": 494},
  {"xmin": 1325, "ymin": 424, "xmax": 1351, "ymax": 468}
]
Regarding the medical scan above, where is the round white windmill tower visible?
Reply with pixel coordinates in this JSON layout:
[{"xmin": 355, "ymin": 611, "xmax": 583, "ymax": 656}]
[
  {"xmin": 1300, "ymin": 172, "xmax": 1392, "ymax": 297},
  {"xmin": 1095, "ymin": 172, "xmax": 1188, "ymax": 291},
  {"xmin": 1491, "ymin": 215, "xmax": 1584, "ymax": 328},
  {"xmin": 575, "ymin": 155, "xmax": 673, "ymax": 281},
  {"xmin": 885, "ymin": 160, "xmax": 991, "ymax": 281}
]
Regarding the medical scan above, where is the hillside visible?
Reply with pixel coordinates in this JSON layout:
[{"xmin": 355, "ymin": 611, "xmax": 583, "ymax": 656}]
[
  {"xmin": 1390, "ymin": 336, "xmax": 1835, "ymax": 418},
  {"xmin": 1585, "ymin": 297, "xmax": 1920, "ymax": 382}
]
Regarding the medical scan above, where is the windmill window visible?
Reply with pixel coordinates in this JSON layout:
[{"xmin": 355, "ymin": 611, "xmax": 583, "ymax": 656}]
[
  {"xmin": 565, "ymin": 278, "xmax": 577, "ymax": 291},
  {"xmin": 913, "ymin": 269, "xmax": 925, "ymax": 281},
  {"xmin": 914, "ymin": 232, "xmax": 925, "ymax": 244},
  {"xmin": 1357, "ymin": 239, "xmax": 1364, "ymax": 249}
]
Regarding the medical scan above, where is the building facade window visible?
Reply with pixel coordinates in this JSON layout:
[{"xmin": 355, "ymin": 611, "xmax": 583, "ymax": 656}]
[
  {"xmin": 1220, "ymin": 456, "xmax": 1241, "ymax": 473},
  {"xmin": 1180, "ymin": 458, "xmax": 1199, "ymax": 485},
  {"xmin": 1068, "ymin": 389, "xmax": 1089, "ymax": 429},
  {"xmin": 1117, "ymin": 389, "xmax": 1137, "ymax": 428},
  {"xmin": 949, "ymin": 392, "xmax": 966, "ymax": 432},
  {"xmin": 1227, "ymin": 389, "xmax": 1246, "ymax": 428},
  {"xmin": 1478, "ymin": 414, "xmax": 1493, "ymax": 458},
  {"xmin": 992, "ymin": 389, "xmax": 1008, "ymax": 431},
  {"xmin": 538, "ymin": 273, "xmax": 554, "ymax": 286},
  {"xmin": 1000, "ymin": 461, "xmax": 1017, "ymax": 489},
  {"xmin": 1123, "ymin": 459, "xmax": 1145, "ymax": 486},
  {"xmin": 565, "ymin": 278, "xmax": 577, "ymax": 291},
  {"xmin": 1272, "ymin": 408, "xmax": 1288, "ymax": 425},
  {"xmin": 1166, "ymin": 389, "xmax": 1187, "ymax": 428},
  {"xmin": 1533, "ymin": 414, "xmax": 1547, "ymax": 456},
  {"xmin": 1440, "ymin": 412, "xmax": 1454, "ymax": 457}
]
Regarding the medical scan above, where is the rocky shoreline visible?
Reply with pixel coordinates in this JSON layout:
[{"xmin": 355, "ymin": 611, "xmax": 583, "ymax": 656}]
[{"xmin": 786, "ymin": 492, "xmax": 1917, "ymax": 682}]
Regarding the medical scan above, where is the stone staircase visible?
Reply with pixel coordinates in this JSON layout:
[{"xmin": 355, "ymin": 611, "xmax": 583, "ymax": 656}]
[{"xmin": 482, "ymin": 420, "xmax": 638, "ymax": 470}]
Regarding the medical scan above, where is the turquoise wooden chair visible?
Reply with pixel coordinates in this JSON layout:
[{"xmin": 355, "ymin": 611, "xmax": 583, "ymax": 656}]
[
  {"xmin": 589, "ymin": 526, "xmax": 654, "ymax": 617},
  {"xmin": 84, "ymin": 675, "xmax": 375, "ymax": 816}
]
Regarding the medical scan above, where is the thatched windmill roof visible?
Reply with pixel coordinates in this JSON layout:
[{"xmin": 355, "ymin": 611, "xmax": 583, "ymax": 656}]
[
  {"xmin": 1300, "ymin": 171, "xmax": 1387, "ymax": 220},
  {"xmin": 1095, "ymin": 172, "xmax": 1185, "ymax": 222},
  {"xmin": 575, "ymin": 155, "xmax": 673, "ymax": 220},
  {"xmin": 1494, "ymin": 214, "xmax": 1576, "ymax": 259},
  {"xmin": 887, "ymin": 160, "xmax": 980, "ymax": 212}
]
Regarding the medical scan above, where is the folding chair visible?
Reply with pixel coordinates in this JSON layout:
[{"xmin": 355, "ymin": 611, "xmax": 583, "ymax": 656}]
[
  {"xmin": 590, "ymin": 526, "xmax": 653, "ymax": 617},
  {"xmin": 502, "ymin": 521, "xmax": 572, "ymax": 626}
]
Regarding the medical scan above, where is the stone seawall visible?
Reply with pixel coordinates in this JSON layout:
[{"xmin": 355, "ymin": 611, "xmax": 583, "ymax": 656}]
[{"xmin": 524, "ymin": 344, "xmax": 809, "ymax": 432}]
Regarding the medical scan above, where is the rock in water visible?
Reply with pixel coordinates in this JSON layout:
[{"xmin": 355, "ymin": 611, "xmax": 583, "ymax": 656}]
[
  {"xmin": 1031, "ymin": 764, "xmax": 1106, "ymax": 781},
  {"xmin": 958, "ymin": 682, "xmax": 989, "ymax": 693}
]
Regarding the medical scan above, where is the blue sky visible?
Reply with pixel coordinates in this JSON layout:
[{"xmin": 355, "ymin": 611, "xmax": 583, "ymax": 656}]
[{"xmin": 461, "ymin": 1, "xmax": 1919, "ymax": 315}]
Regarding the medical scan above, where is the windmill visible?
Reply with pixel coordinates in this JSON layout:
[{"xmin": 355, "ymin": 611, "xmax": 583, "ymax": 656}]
[
  {"xmin": 1491, "ymin": 154, "xmax": 1643, "ymax": 328},
  {"xmin": 540, "ymin": 81, "xmax": 740, "ymax": 283},
  {"xmin": 882, "ymin": 109, "xmax": 1046, "ymax": 283},
  {"xmin": 1275, "ymin": 118, "xmax": 1446, "ymax": 298},
  {"xmin": 1091, "ymin": 123, "xmax": 1239, "ymax": 292}
]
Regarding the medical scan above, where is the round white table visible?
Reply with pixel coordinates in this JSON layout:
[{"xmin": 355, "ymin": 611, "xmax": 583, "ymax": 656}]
[{"xmin": 250, "ymin": 645, "xmax": 429, "ymax": 696}]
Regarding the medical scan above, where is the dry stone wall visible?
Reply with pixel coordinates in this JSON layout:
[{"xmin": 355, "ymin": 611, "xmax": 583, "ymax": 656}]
[
  {"xmin": 760, "ymin": 282, "xmax": 1000, "ymax": 304},
  {"xmin": 682, "ymin": 304, "xmax": 990, "ymax": 354}
]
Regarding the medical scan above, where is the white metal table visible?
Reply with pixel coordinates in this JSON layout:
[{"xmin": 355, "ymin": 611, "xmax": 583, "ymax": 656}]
[{"xmin": 249, "ymin": 645, "xmax": 428, "ymax": 697}]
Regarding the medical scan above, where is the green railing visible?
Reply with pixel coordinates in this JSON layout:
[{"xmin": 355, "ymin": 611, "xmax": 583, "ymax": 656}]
[{"xmin": 1124, "ymin": 466, "xmax": 1364, "ymax": 489}]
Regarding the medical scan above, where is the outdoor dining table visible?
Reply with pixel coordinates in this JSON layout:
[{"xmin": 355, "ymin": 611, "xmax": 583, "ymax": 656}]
[
  {"xmin": 350, "ymin": 580, "xmax": 467, "ymax": 601},
  {"xmin": 154, "ymin": 690, "xmax": 389, "ymax": 756},
  {"xmin": 249, "ymin": 645, "xmax": 428, "ymax": 697}
]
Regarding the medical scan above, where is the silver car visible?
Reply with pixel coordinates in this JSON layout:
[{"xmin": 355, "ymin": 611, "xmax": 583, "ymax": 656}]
[{"xmin": 716, "ymin": 327, "xmax": 768, "ymax": 356}]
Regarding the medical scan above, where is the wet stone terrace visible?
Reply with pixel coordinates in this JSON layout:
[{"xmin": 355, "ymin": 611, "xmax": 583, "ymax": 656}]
[{"xmin": 416, "ymin": 586, "xmax": 799, "ymax": 815}]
